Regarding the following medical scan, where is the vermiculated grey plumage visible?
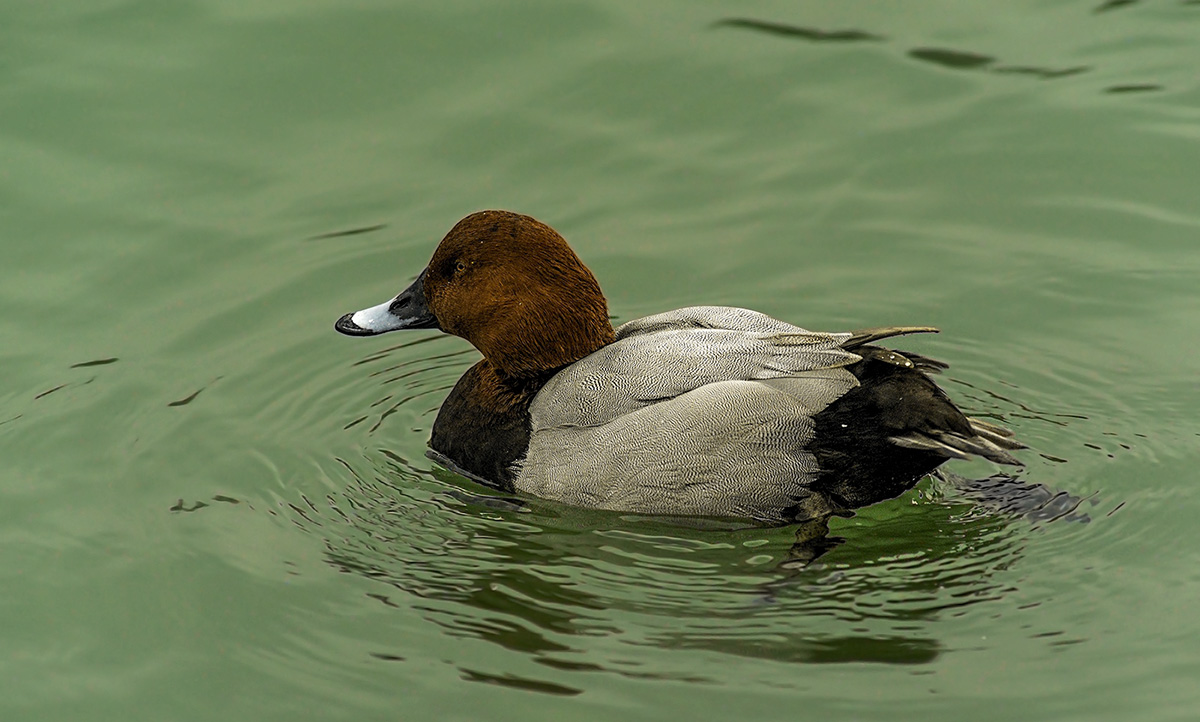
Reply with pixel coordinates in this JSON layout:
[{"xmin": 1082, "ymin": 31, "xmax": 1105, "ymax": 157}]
[{"xmin": 513, "ymin": 307, "xmax": 1023, "ymax": 524}]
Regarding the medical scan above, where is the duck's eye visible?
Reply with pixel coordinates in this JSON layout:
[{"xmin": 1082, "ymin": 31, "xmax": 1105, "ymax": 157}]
[{"xmin": 455, "ymin": 261, "xmax": 466, "ymax": 274}]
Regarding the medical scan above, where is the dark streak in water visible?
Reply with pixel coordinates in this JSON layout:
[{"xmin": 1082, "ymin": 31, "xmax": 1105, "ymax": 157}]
[
  {"xmin": 951, "ymin": 378, "xmax": 1089, "ymax": 426},
  {"xmin": 714, "ymin": 18, "xmax": 884, "ymax": 42},
  {"xmin": 1039, "ymin": 453, "xmax": 1068, "ymax": 463},
  {"xmin": 655, "ymin": 632, "xmax": 940, "ymax": 665},
  {"xmin": 444, "ymin": 489, "xmax": 529, "ymax": 513},
  {"xmin": 370, "ymin": 401, "xmax": 401, "ymax": 433},
  {"xmin": 34, "ymin": 384, "xmax": 68, "ymax": 400},
  {"xmin": 70, "ymin": 357, "xmax": 119, "ymax": 368},
  {"xmin": 538, "ymin": 658, "xmax": 605, "ymax": 673},
  {"xmin": 168, "ymin": 377, "xmax": 221, "ymax": 407},
  {"xmin": 335, "ymin": 457, "xmax": 365, "ymax": 484},
  {"xmin": 909, "ymin": 47, "xmax": 994, "ymax": 70},
  {"xmin": 459, "ymin": 668, "xmax": 581, "ymax": 697},
  {"xmin": 344, "ymin": 416, "xmax": 368, "ymax": 430},
  {"xmin": 352, "ymin": 335, "xmax": 457, "ymax": 367},
  {"xmin": 170, "ymin": 499, "xmax": 209, "ymax": 513},
  {"xmin": 1049, "ymin": 638, "xmax": 1088, "ymax": 647},
  {"xmin": 1094, "ymin": 0, "xmax": 1141, "ymax": 12},
  {"xmin": 1010, "ymin": 412, "xmax": 1068, "ymax": 426},
  {"xmin": 308, "ymin": 223, "xmax": 387, "ymax": 240},
  {"xmin": 0, "ymin": 415, "xmax": 22, "ymax": 426},
  {"xmin": 168, "ymin": 389, "xmax": 204, "ymax": 407},
  {"xmin": 907, "ymin": 49, "xmax": 1087, "ymax": 84},
  {"xmin": 300, "ymin": 493, "xmax": 320, "ymax": 514},
  {"xmin": 212, "ymin": 495, "xmax": 240, "ymax": 504},
  {"xmin": 368, "ymin": 389, "xmax": 446, "ymax": 433},
  {"xmin": 993, "ymin": 65, "xmax": 1091, "ymax": 80},
  {"xmin": 1105, "ymin": 83, "xmax": 1163, "ymax": 94},
  {"xmin": 718, "ymin": 17, "xmax": 1115, "ymax": 94},
  {"xmin": 368, "ymin": 350, "xmax": 473, "ymax": 380},
  {"xmin": 379, "ymin": 449, "xmax": 412, "ymax": 468},
  {"xmin": 367, "ymin": 593, "xmax": 401, "ymax": 609},
  {"xmin": 288, "ymin": 502, "xmax": 320, "ymax": 527}
]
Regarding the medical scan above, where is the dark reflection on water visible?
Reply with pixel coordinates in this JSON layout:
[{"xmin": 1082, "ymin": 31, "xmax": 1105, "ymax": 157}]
[
  {"xmin": 909, "ymin": 48, "xmax": 1090, "ymax": 80},
  {"xmin": 69, "ymin": 357, "xmax": 119, "ymax": 368},
  {"xmin": 948, "ymin": 377, "xmax": 1090, "ymax": 429},
  {"xmin": 651, "ymin": 633, "xmax": 940, "ymax": 665},
  {"xmin": 342, "ymin": 334, "xmax": 471, "ymax": 434},
  {"xmin": 20, "ymin": 358, "xmax": 115, "ymax": 411},
  {"xmin": 717, "ymin": 15, "xmax": 1152, "ymax": 89},
  {"xmin": 942, "ymin": 471, "xmax": 1093, "ymax": 523},
  {"xmin": 993, "ymin": 65, "xmax": 1091, "ymax": 80},
  {"xmin": 909, "ymin": 47, "xmax": 993, "ymax": 70},
  {"xmin": 33, "ymin": 384, "xmax": 70, "ymax": 400},
  {"xmin": 459, "ymin": 669, "xmax": 582, "ymax": 697},
  {"xmin": 713, "ymin": 18, "xmax": 884, "ymax": 43},
  {"xmin": 167, "ymin": 387, "xmax": 206, "ymax": 407},
  {"xmin": 168, "ymin": 376, "xmax": 222, "ymax": 408},
  {"xmin": 307, "ymin": 223, "xmax": 388, "ymax": 241},
  {"xmin": 283, "ymin": 445, "xmax": 1044, "ymax": 682},
  {"xmin": 1104, "ymin": 84, "xmax": 1163, "ymax": 94},
  {"xmin": 1094, "ymin": 0, "xmax": 1141, "ymax": 12}
]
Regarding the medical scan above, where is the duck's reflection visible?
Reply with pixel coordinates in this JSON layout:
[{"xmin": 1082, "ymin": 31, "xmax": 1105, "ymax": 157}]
[{"xmin": 299, "ymin": 448, "xmax": 1086, "ymax": 684}]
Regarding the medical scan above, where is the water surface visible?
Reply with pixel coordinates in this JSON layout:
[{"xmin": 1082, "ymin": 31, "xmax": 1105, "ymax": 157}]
[{"xmin": 3, "ymin": 1, "xmax": 1199, "ymax": 720}]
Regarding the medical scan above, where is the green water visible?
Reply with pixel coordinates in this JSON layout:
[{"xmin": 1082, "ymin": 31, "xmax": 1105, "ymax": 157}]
[{"xmin": 3, "ymin": 1, "xmax": 1199, "ymax": 720}]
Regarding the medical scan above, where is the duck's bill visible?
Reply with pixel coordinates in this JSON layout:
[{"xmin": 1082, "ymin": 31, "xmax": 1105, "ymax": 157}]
[{"xmin": 334, "ymin": 270, "xmax": 439, "ymax": 336}]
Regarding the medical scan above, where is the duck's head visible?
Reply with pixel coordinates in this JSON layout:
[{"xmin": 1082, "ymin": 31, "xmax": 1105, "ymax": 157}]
[{"xmin": 336, "ymin": 210, "xmax": 615, "ymax": 379}]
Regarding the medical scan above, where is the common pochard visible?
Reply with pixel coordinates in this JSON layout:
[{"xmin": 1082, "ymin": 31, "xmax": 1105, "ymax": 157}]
[{"xmin": 335, "ymin": 210, "xmax": 1023, "ymax": 524}]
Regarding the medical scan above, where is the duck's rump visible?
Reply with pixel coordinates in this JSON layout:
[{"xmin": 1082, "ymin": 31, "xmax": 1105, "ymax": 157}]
[
  {"xmin": 809, "ymin": 344, "xmax": 1021, "ymax": 509},
  {"xmin": 503, "ymin": 307, "xmax": 1022, "ymax": 524}
]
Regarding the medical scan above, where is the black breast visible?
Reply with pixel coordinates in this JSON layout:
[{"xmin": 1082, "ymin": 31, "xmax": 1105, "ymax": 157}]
[{"xmin": 430, "ymin": 362, "xmax": 533, "ymax": 492}]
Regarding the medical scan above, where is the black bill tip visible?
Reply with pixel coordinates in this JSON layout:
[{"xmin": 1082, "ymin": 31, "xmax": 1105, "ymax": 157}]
[{"xmin": 334, "ymin": 313, "xmax": 378, "ymax": 336}]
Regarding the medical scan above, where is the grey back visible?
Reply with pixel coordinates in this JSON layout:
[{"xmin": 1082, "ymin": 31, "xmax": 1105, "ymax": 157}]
[{"xmin": 514, "ymin": 307, "xmax": 863, "ymax": 522}]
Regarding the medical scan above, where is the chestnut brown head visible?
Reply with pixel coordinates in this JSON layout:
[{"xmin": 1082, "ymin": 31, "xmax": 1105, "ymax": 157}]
[{"xmin": 335, "ymin": 210, "xmax": 615, "ymax": 379}]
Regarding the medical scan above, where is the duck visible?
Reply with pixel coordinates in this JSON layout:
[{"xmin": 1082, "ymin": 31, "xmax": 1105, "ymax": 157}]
[{"xmin": 335, "ymin": 210, "xmax": 1024, "ymax": 525}]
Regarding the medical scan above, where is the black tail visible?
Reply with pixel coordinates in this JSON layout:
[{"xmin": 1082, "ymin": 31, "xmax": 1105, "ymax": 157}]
[{"xmin": 810, "ymin": 334, "xmax": 1024, "ymax": 509}]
